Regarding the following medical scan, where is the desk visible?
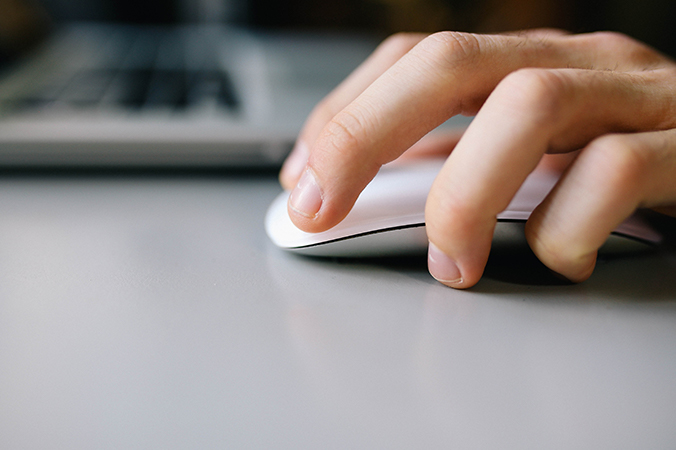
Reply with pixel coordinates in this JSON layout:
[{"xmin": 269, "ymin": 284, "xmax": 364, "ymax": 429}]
[{"xmin": 0, "ymin": 172, "xmax": 675, "ymax": 449}]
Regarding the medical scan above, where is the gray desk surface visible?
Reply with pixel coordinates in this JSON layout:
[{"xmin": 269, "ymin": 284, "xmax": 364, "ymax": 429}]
[{"xmin": 0, "ymin": 172, "xmax": 675, "ymax": 449}]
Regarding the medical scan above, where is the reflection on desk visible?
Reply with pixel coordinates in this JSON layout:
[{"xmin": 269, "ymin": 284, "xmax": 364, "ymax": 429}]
[{"xmin": 0, "ymin": 172, "xmax": 674, "ymax": 449}]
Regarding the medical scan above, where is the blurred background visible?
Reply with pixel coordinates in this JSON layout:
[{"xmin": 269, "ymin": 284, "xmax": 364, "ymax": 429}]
[
  {"xmin": 1, "ymin": 0, "xmax": 675, "ymax": 65},
  {"xmin": 24, "ymin": 0, "xmax": 676, "ymax": 58}
]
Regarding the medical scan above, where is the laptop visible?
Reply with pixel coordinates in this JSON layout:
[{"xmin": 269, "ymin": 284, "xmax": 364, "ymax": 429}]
[{"xmin": 0, "ymin": 0, "xmax": 377, "ymax": 167}]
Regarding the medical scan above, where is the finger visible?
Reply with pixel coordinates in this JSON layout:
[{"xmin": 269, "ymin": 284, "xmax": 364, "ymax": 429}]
[
  {"xmin": 395, "ymin": 129, "xmax": 465, "ymax": 162},
  {"xmin": 279, "ymin": 33, "xmax": 426, "ymax": 189},
  {"xmin": 536, "ymin": 152, "xmax": 579, "ymax": 174},
  {"xmin": 288, "ymin": 31, "xmax": 673, "ymax": 233},
  {"xmin": 526, "ymin": 129, "xmax": 676, "ymax": 281},
  {"xmin": 426, "ymin": 66, "xmax": 676, "ymax": 288}
]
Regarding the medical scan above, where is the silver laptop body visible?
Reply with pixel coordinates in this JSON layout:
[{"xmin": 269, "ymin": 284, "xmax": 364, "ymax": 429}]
[{"xmin": 0, "ymin": 2, "xmax": 376, "ymax": 167}]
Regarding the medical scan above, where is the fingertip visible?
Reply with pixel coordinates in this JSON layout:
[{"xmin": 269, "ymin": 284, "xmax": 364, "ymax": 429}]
[
  {"xmin": 525, "ymin": 220, "xmax": 598, "ymax": 283},
  {"xmin": 427, "ymin": 242, "xmax": 482, "ymax": 289},
  {"xmin": 558, "ymin": 253, "xmax": 597, "ymax": 283},
  {"xmin": 285, "ymin": 166, "xmax": 343, "ymax": 234},
  {"xmin": 288, "ymin": 167, "xmax": 323, "ymax": 220},
  {"xmin": 428, "ymin": 242, "xmax": 463, "ymax": 285},
  {"xmin": 425, "ymin": 181, "xmax": 494, "ymax": 288},
  {"xmin": 542, "ymin": 255, "xmax": 596, "ymax": 284}
]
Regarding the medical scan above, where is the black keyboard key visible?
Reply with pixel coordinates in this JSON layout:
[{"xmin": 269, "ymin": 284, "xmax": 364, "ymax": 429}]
[
  {"xmin": 60, "ymin": 69, "xmax": 115, "ymax": 106},
  {"xmin": 187, "ymin": 69, "xmax": 239, "ymax": 111},
  {"xmin": 115, "ymin": 69, "xmax": 154, "ymax": 109},
  {"xmin": 145, "ymin": 69, "xmax": 188, "ymax": 108}
]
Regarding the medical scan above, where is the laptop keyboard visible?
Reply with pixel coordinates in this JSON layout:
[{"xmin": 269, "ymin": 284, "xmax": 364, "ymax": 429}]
[
  {"xmin": 2, "ymin": 26, "xmax": 239, "ymax": 114},
  {"xmin": 32, "ymin": 67, "xmax": 239, "ymax": 110}
]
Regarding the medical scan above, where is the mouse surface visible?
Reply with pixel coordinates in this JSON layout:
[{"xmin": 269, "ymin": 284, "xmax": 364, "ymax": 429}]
[{"xmin": 265, "ymin": 159, "xmax": 662, "ymax": 257}]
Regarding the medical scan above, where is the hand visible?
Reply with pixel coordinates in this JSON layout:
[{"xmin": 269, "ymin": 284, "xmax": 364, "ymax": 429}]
[{"xmin": 279, "ymin": 30, "xmax": 676, "ymax": 288}]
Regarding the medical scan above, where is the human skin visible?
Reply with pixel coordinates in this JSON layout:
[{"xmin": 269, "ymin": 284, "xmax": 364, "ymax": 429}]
[{"xmin": 278, "ymin": 29, "xmax": 676, "ymax": 289}]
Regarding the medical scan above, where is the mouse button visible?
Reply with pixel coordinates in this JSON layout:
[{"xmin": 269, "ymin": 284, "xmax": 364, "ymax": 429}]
[
  {"xmin": 265, "ymin": 190, "xmax": 331, "ymax": 249},
  {"xmin": 501, "ymin": 170, "xmax": 558, "ymax": 217},
  {"xmin": 291, "ymin": 225, "xmax": 429, "ymax": 257},
  {"xmin": 265, "ymin": 159, "xmax": 443, "ymax": 251},
  {"xmin": 265, "ymin": 190, "xmax": 304, "ymax": 248},
  {"xmin": 264, "ymin": 189, "xmax": 425, "ymax": 250},
  {"xmin": 332, "ymin": 160, "xmax": 439, "ymax": 231},
  {"xmin": 338, "ymin": 187, "xmax": 425, "ymax": 230},
  {"xmin": 614, "ymin": 213, "xmax": 662, "ymax": 244},
  {"xmin": 496, "ymin": 211, "xmax": 531, "ymax": 221}
]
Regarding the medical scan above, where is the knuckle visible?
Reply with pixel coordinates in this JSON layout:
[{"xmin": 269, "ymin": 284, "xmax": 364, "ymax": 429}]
[
  {"xmin": 587, "ymin": 31, "xmax": 665, "ymax": 67},
  {"xmin": 590, "ymin": 31, "xmax": 636, "ymax": 48},
  {"xmin": 585, "ymin": 134, "xmax": 651, "ymax": 190},
  {"xmin": 324, "ymin": 116, "xmax": 360, "ymax": 151},
  {"xmin": 319, "ymin": 108, "xmax": 370, "ymax": 159},
  {"xmin": 309, "ymin": 97, "xmax": 340, "ymax": 128},
  {"xmin": 497, "ymin": 68, "xmax": 571, "ymax": 124},
  {"xmin": 417, "ymin": 31, "xmax": 483, "ymax": 69},
  {"xmin": 426, "ymin": 188, "xmax": 488, "ymax": 241}
]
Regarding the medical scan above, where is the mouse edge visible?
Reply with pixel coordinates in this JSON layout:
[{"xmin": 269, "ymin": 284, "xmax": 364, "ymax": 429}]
[
  {"xmin": 264, "ymin": 188, "xmax": 428, "ymax": 253},
  {"xmin": 277, "ymin": 221, "xmax": 525, "ymax": 257},
  {"xmin": 281, "ymin": 224, "xmax": 429, "ymax": 257},
  {"xmin": 273, "ymin": 219, "xmax": 660, "ymax": 258}
]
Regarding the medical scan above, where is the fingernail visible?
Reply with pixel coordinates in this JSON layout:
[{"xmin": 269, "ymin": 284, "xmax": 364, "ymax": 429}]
[
  {"xmin": 289, "ymin": 168, "xmax": 323, "ymax": 219},
  {"xmin": 281, "ymin": 141, "xmax": 309, "ymax": 182},
  {"xmin": 428, "ymin": 242, "xmax": 463, "ymax": 286}
]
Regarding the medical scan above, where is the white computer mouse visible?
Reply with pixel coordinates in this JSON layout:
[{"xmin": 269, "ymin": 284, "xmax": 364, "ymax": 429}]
[{"xmin": 265, "ymin": 159, "xmax": 662, "ymax": 257}]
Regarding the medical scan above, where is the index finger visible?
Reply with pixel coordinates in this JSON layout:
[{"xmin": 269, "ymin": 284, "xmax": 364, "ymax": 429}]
[
  {"xmin": 286, "ymin": 31, "xmax": 661, "ymax": 233},
  {"xmin": 279, "ymin": 33, "xmax": 427, "ymax": 190}
]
